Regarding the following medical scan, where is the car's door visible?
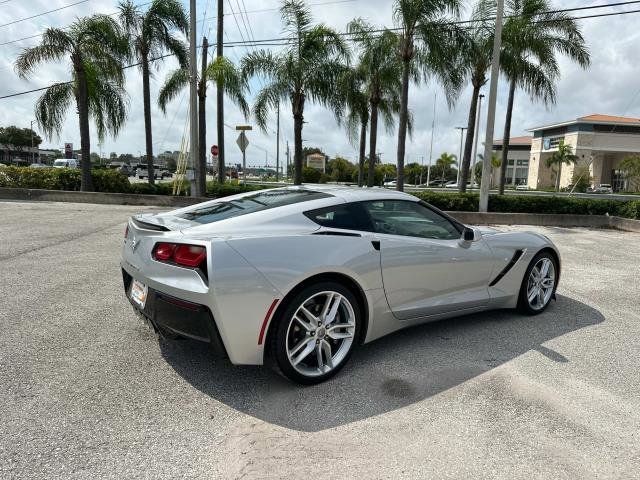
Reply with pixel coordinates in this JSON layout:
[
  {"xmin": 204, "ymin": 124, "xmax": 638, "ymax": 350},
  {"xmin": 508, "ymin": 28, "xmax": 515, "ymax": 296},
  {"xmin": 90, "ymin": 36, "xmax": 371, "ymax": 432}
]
[{"xmin": 362, "ymin": 199, "xmax": 495, "ymax": 320}]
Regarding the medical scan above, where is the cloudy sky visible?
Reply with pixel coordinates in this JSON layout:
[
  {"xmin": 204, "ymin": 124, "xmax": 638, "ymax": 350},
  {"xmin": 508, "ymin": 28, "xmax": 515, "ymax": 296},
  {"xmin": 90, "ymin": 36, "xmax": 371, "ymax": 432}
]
[{"xmin": 1, "ymin": 0, "xmax": 640, "ymax": 170}]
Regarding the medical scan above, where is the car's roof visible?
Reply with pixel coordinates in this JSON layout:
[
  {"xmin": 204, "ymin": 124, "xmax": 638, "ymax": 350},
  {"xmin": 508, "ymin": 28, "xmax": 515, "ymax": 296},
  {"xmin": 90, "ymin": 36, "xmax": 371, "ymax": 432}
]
[{"xmin": 273, "ymin": 184, "xmax": 418, "ymax": 202}]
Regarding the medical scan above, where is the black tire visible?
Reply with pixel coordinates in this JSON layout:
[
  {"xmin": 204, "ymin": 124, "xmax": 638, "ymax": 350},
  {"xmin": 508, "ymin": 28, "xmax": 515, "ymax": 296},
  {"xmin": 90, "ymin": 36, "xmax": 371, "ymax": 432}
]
[
  {"xmin": 269, "ymin": 281, "xmax": 361, "ymax": 385},
  {"xmin": 517, "ymin": 251, "xmax": 559, "ymax": 315}
]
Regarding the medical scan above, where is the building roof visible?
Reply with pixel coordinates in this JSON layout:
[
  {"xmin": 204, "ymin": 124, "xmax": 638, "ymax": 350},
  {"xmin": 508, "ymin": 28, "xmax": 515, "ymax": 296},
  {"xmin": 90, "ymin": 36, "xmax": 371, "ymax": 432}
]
[
  {"xmin": 492, "ymin": 136, "xmax": 532, "ymax": 146},
  {"xmin": 529, "ymin": 113, "xmax": 640, "ymax": 131}
]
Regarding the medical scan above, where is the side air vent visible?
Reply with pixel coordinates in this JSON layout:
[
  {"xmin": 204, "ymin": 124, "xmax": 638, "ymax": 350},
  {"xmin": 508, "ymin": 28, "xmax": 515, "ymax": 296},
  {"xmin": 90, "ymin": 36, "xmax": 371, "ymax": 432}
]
[
  {"xmin": 312, "ymin": 231, "xmax": 361, "ymax": 237},
  {"xmin": 489, "ymin": 250, "xmax": 525, "ymax": 287},
  {"xmin": 131, "ymin": 217, "xmax": 171, "ymax": 232}
]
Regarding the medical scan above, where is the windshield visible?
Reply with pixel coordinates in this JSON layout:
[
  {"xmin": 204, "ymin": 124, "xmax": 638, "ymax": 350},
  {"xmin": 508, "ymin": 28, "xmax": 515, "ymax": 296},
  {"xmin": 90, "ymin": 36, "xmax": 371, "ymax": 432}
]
[
  {"xmin": 53, "ymin": 160, "xmax": 67, "ymax": 166},
  {"xmin": 176, "ymin": 189, "xmax": 332, "ymax": 224}
]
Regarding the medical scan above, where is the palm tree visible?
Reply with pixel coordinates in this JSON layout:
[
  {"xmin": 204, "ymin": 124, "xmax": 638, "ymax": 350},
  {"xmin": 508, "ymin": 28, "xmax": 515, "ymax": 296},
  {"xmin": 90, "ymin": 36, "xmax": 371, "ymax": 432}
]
[
  {"xmin": 15, "ymin": 15, "xmax": 128, "ymax": 191},
  {"xmin": 348, "ymin": 19, "xmax": 405, "ymax": 187},
  {"xmin": 337, "ymin": 66, "xmax": 369, "ymax": 186},
  {"xmin": 475, "ymin": 153, "xmax": 501, "ymax": 186},
  {"xmin": 158, "ymin": 56, "xmax": 249, "ymax": 187},
  {"xmin": 545, "ymin": 140, "xmax": 578, "ymax": 192},
  {"xmin": 392, "ymin": 0, "xmax": 463, "ymax": 192},
  {"xmin": 436, "ymin": 152, "xmax": 457, "ymax": 184},
  {"xmin": 456, "ymin": 3, "xmax": 494, "ymax": 193},
  {"xmin": 118, "ymin": 0, "xmax": 188, "ymax": 185},
  {"xmin": 241, "ymin": 0, "xmax": 349, "ymax": 185},
  {"xmin": 492, "ymin": 0, "xmax": 590, "ymax": 194}
]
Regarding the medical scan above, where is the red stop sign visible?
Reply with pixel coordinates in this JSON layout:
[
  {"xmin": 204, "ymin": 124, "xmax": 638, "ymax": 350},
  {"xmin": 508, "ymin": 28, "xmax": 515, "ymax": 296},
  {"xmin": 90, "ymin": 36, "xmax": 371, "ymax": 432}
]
[{"xmin": 211, "ymin": 145, "xmax": 219, "ymax": 156}]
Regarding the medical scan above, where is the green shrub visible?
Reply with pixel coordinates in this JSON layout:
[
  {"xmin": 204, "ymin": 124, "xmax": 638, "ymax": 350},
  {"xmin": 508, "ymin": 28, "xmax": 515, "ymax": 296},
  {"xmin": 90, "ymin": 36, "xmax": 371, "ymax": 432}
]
[
  {"xmin": 302, "ymin": 167, "xmax": 322, "ymax": 183},
  {"xmin": 128, "ymin": 182, "xmax": 182, "ymax": 195},
  {"xmin": 91, "ymin": 169, "xmax": 130, "ymax": 193},
  {"xmin": 205, "ymin": 181, "xmax": 262, "ymax": 197},
  {"xmin": 413, "ymin": 191, "xmax": 639, "ymax": 220},
  {"xmin": 0, "ymin": 166, "xmax": 81, "ymax": 190}
]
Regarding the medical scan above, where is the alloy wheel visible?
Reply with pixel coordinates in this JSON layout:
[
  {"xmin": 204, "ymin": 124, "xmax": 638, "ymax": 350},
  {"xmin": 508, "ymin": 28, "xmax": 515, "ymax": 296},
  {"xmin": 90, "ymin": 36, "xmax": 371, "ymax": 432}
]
[
  {"xmin": 285, "ymin": 291, "xmax": 356, "ymax": 378},
  {"xmin": 526, "ymin": 257, "xmax": 556, "ymax": 311}
]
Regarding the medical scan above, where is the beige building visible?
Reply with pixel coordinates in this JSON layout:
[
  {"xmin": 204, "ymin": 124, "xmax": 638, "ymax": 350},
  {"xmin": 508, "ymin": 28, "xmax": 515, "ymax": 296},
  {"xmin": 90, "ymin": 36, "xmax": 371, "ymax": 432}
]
[
  {"xmin": 527, "ymin": 114, "xmax": 640, "ymax": 191},
  {"xmin": 491, "ymin": 136, "xmax": 532, "ymax": 187}
]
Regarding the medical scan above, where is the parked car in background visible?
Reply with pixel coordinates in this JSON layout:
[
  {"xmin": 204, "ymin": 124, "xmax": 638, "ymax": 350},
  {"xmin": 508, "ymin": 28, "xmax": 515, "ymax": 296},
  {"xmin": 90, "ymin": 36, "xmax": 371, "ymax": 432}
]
[
  {"xmin": 444, "ymin": 182, "xmax": 478, "ymax": 189},
  {"xmin": 515, "ymin": 184, "xmax": 529, "ymax": 191},
  {"xmin": 587, "ymin": 184, "xmax": 613, "ymax": 194},
  {"xmin": 108, "ymin": 162, "xmax": 132, "ymax": 176},
  {"xmin": 29, "ymin": 163, "xmax": 49, "ymax": 169},
  {"xmin": 53, "ymin": 158, "xmax": 78, "ymax": 168},
  {"xmin": 136, "ymin": 166, "xmax": 172, "ymax": 180}
]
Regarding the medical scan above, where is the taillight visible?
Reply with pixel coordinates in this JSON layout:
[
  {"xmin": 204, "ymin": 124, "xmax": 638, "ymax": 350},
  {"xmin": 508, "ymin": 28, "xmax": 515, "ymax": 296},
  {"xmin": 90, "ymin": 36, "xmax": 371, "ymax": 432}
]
[{"xmin": 152, "ymin": 242, "xmax": 206, "ymax": 268}]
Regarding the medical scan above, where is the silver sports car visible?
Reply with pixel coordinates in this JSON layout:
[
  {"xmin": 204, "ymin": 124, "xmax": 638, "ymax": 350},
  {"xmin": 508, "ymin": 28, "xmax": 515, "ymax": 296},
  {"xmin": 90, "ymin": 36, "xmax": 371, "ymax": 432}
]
[{"xmin": 121, "ymin": 186, "xmax": 560, "ymax": 384}]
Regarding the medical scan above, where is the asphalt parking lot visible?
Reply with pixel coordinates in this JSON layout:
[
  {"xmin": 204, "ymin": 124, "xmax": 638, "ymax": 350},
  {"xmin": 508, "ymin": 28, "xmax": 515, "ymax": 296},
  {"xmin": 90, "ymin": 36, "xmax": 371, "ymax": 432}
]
[{"xmin": 1, "ymin": 200, "xmax": 639, "ymax": 479}]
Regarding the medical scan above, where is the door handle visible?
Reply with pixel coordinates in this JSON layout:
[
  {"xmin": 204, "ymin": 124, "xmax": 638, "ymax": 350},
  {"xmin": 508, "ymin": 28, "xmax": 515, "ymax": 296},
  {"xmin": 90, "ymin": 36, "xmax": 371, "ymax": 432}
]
[{"xmin": 371, "ymin": 240, "xmax": 380, "ymax": 251}]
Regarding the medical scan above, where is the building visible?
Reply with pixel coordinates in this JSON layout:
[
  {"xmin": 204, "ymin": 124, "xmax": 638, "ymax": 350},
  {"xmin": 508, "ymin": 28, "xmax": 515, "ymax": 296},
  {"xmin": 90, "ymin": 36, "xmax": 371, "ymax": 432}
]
[
  {"xmin": 0, "ymin": 145, "xmax": 39, "ymax": 164},
  {"xmin": 491, "ymin": 136, "xmax": 532, "ymax": 187},
  {"xmin": 528, "ymin": 114, "xmax": 640, "ymax": 191}
]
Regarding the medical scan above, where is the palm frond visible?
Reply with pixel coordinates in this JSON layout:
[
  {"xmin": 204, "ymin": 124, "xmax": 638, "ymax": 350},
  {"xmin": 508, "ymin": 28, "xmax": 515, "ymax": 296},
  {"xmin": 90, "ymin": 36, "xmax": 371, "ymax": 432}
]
[
  {"xmin": 206, "ymin": 57, "xmax": 250, "ymax": 118},
  {"xmin": 34, "ymin": 82, "xmax": 74, "ymax": 139},
  {"xmin": 14, "ymin": 28, "xmax": 72, "ymax": 77},
  {"xmin": 158, "ymin": 67, "xmax": 189, "ymax": 113}
]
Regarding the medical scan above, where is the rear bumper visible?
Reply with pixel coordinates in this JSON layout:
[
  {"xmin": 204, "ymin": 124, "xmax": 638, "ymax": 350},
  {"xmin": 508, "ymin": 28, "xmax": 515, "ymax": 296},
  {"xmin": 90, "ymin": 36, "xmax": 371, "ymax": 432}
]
[{"xmin": 122, "ymin": 269, "xmax": 227, "ymax": 357}]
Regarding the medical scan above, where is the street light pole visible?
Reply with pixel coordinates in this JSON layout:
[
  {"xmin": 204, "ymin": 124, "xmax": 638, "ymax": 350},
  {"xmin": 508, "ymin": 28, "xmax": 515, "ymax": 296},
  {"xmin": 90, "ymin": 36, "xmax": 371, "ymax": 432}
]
[
  {"xmin": 30, "ymin": 120, "xmax": 35, "ymax": 164},
  {"xmin": 189, "ymin": 0, "xmax": 199, "ymax": 197},
  {"xmin": 455, "ymin": 126, "xmax": 466, "ymax": 185},
  {"xmin": 275, "ymin": 103, "xmax": 280, "ymax": 181},
  {"xmin": 427, "ymin": 92, "xmax": 436, "ymax": 186},
  {"xmin": 471, "ymin": 94, "xmax": 484, "ymax": 185},
  {"xmin": 479, "ymin": 0, "xmax": 504, "ymax": 212}
]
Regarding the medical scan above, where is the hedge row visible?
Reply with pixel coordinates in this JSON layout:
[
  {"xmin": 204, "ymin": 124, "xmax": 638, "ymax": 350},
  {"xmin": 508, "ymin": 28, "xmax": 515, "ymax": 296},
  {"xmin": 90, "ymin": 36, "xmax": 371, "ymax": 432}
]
[
  {"xmin": 413, "ymin": 191, "xmax": 640, "ymax": 220},
  {"xmin": 1, "ymin": 166, "xmax": 638, "ymax": 219}
]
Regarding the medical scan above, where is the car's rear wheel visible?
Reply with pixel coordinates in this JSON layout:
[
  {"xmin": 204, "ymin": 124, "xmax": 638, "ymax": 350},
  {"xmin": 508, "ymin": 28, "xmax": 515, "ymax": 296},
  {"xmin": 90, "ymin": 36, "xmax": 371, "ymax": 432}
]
[
  {"xmin": 517, "ymin": 251, "xmax": 558, "ymax": 315},
  {"xmin": 270, "ymin": 282, "xmax": 360, "ymax": 385}
]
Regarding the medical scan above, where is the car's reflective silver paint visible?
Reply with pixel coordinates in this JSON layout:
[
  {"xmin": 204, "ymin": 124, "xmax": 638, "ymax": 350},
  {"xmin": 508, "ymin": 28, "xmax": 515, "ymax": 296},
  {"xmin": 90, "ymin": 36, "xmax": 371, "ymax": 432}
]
[{"xmin": 121, "ymin": 186, "xmax": 560, "ymax": 365}]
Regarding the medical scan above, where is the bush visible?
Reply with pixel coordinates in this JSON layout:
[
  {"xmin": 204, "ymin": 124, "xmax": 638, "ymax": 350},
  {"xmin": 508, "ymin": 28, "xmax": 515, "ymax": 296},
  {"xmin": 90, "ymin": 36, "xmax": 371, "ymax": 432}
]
[
  {"xmin": 205, "ymin": 181, "xmax": 262, "ymax": 197},
  {"xmin": 302, "ymin": 167, "xmax": 322, "ymax": 183},
  {"xmin": 0, "ymin": 166, "xmax": 81, "ymax": 190},
  {"xmin": 129, "ymin": 182, "xmax": 183, "ymax": 196},
  {"xmin": 91, "ymin": 169, "xmax": 130, "ymax": 193},
  {"xmin": 413, "ymin": 191, "xmax": 640, "ymax": 220}
]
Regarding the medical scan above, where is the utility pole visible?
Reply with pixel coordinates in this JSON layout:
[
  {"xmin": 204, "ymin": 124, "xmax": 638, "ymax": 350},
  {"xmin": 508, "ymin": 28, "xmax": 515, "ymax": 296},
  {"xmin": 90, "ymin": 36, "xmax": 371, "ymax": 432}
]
[
  {"xmin": 275, "ymin": 103, "xmax": 280, "ymax": 181},
  {"xmin": 286, "ymin": 141, "xmax": 290, "ymax": 180},
  {"xmin": 197, "ymin": 36, "xmax": 208, "ymax": 196},
  {"xmin": 30, "ymin": 120, "xmax": 35, "ymax": 163},
  {"xmin": 471, "ymin": 93, "xmax": 485, "ymax": 185},
  {"xmin": 189, "ymin": 0, "xmax": 199, "ymax": 196},
  {"xmin": 427, "ymin": 92, "xmax": 436, "ymax": 186},
  {"xmin": 216, "ymin": 0, "xmax": 225, "ymax": 183},
  {"xmin": 455, "ymin": 126, "xmax": 466, "ymax": 185},
  {"xmin": 479, "ymin": 0, "xmax": 504, "ymax": 212}
]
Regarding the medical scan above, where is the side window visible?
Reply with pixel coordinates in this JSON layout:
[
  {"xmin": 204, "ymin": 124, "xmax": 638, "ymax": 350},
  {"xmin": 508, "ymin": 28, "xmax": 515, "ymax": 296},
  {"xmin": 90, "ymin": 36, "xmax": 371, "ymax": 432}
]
[
  {"xmin": 363, "ymin": 200, "xmax": 461, "ymax": 240},
  {"xmin": 304, "ymin": 203, "xmax": 372, "ymax": 231}
]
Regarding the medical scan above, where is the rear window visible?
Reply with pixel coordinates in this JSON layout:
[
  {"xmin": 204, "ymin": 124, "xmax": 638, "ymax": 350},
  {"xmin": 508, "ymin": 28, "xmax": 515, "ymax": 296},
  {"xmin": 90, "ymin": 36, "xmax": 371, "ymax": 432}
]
[{"xmin": 176, "ymin": 189, "xmax": 332, "ymax": 224}]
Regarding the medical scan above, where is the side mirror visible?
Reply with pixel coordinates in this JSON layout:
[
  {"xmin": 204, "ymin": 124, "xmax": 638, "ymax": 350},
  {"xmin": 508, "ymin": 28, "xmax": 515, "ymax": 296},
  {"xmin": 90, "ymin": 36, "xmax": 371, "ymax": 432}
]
[{"xmin": 463, "ymin": 227, "xmax": 475, "ymax": 241}]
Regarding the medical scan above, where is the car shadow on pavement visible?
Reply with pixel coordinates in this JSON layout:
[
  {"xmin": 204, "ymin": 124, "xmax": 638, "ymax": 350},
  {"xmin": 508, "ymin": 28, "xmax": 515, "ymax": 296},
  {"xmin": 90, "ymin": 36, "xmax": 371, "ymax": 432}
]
[{"xmin": 159, "ymin": 294, "xmax": 604, "ymax": 432}]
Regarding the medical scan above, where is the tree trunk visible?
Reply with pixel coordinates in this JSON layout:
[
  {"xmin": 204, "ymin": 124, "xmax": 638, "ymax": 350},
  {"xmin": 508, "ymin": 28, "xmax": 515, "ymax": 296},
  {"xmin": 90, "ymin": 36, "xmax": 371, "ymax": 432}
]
[
  {"xmin": 358, "ymin": 117, "xmax": 367, "ymax": 187},
  {"xmin": 499, "ymin": 78, "xmax": 516, "ymax": 195},
  {"xmin": 75, "ymin": 57, "xmax": 93, "ymax": 192},
  {"xmin": 197, "ymin": 37, "xmax": 208, "ymax": 196},
  {"xmin": 216, "ymin": 0, "xmax": 225, "ymax": 184},
  {"xmin": 459, "ymin": 84, "xmax": 480, "ymax": 193},
  {"xmin": 293, "ymin": 93, "xmax": 305, "ymax": 185},
  {"xmin": 141, "ymin": 52, "xmax": 154, "ymax": 185},
  {"xmin": 555, "ymin": 163, "xmax": 562, "ymax": 192},
  {"xmin": 396, "ymin": 53, "xmax": 411, "ymax": 192},
  {"xmin": 368, "ymin": 100, "xmax": 379, "ymax": 188}
]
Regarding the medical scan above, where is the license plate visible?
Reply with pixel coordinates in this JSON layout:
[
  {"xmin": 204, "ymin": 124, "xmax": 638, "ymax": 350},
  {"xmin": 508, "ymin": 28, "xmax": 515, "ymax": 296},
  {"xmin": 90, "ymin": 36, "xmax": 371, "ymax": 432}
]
[{"xmin": 130, "ymin": 279, "xmax": 148, "ymax": 309}]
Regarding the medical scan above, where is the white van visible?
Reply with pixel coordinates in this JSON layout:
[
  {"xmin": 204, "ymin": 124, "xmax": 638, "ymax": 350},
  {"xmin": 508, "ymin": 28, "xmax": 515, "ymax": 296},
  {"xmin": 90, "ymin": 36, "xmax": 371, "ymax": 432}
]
[{"xmin": 53, "ymin": 158, "xmax": 79, "ymax": 168}]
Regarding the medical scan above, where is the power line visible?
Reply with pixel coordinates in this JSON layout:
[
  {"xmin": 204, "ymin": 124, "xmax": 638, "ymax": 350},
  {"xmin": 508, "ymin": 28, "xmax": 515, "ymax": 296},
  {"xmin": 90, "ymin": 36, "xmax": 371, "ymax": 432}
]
[
  {"xmin": 0, "ymin": 1, "xmax": 153, "ymax": 47},
  {"xmin": 3, "ymin": 2, "xmax": 640, "ymax": 100},
  {"xmin": 0, "ymin": 0, "xmax": 90, "ymax": 28}
]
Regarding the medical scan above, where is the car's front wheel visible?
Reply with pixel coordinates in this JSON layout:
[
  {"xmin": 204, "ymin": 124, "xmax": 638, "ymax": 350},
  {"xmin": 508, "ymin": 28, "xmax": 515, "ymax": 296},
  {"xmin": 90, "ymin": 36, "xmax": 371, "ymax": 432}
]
[
  {"xmin": 270, "ymin": 282, "xmax": 361, "ymax": 385},
  {"xmin": 517, "ymin": 251, "xmax": 558, "ymax": 315}
]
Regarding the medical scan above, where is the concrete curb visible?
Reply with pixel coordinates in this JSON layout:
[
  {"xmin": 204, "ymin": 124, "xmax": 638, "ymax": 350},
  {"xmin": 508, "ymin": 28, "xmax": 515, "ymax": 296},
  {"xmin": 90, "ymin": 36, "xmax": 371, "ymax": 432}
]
[
  {"xmin": 448, "ymin": 211, "xmax": 640, "ymax": 233},
  {"xmin": 0, "ymin": 187, "xmax": 207, "ymax": 207}
]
